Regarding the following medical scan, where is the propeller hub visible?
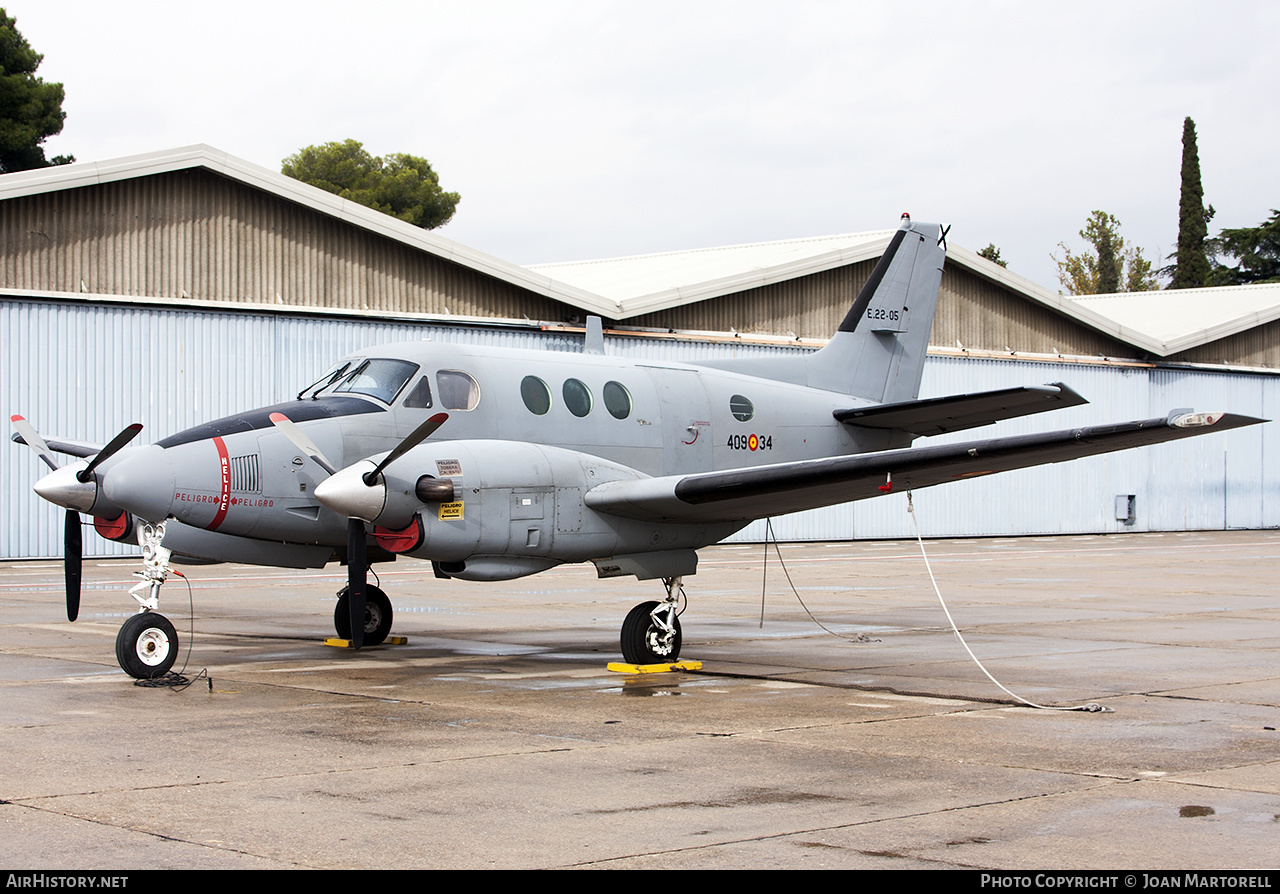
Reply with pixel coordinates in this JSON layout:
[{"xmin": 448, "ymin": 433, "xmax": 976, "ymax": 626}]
[
  {"xmin": 33, "ymin": 462, "xmax": 99, "ymax": 513},
  {"xmin": 314, "ymin": 461, "xmax": 387, "ymax": 523}
]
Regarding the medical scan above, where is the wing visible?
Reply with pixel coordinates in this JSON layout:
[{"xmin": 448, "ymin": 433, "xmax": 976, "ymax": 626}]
[
  {"xmin": 585, "ymin": 411, "xmax": 1264, "ymax": 524},
  {"xmin": 9, "ymin": 431, "xmax": 102, "ymax": 459},
  {"xmin": 834, "ymin": 383, "xmax": 1088, "ymax": 437}
]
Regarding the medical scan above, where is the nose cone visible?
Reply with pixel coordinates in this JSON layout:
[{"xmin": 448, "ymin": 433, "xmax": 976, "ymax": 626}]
[
  {"xmin": 314, "ymin": 462, "xmax": 386, "ymax": 523},
  {"xmin": 33, "ymin": 462, "xmax": 99, "ymax": 513},
  {"xmin": 103, "ymin": 445, "xmax": 176, "ymax": 522}
]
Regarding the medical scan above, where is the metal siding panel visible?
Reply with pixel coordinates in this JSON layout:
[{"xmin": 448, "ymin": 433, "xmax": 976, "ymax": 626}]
[
  {"xmin": 3, "ymin": 296, "xmax": 1276, "ymax": 557},
  {"xmin": 0, "ymin": 171, "xmax": 575, "ymax": 322}
]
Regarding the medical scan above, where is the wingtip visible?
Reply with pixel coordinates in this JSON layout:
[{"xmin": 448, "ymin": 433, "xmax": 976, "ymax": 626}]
[{"xmin": 1169, "ymin": 411, "xmax": 1268, "ymax": 429}]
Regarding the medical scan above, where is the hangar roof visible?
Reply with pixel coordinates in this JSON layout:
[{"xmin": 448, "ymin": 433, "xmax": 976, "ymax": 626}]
[
  {"xmin": 530, "ymin": 231, "xmax": 893, "ymax": 317},
  {"xmin": 540, "ymin": 235, "xmax": 1280, "ymax": 357},
  {"xmin": 0, "ymin": 144, "xmax": 619, "ymax": 318},
  {"xmin": 1064, "ymin": 283, "xmax": 1280, "ymax": 357},
  {"xmin": 4, "ymin": 145, "xmax": 1277, "ymax": 358}
]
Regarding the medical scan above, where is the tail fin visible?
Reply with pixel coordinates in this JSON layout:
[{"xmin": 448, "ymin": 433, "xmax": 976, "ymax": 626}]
[{"xmin": 806, "ymin": 214, "xmax": 946, "ymax": 401}]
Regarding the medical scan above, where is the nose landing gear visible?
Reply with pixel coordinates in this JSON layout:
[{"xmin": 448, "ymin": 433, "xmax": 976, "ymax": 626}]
[{"xmin": 115, "ymin": 522, "xmax": 179, "ymax": 680}]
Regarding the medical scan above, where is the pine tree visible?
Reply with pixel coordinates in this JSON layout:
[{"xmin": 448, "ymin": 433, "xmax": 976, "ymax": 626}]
[
  {"xmin": 282, "ymin": 140, "xmax": 459, "ymax": 230},
  {"xmin": 976, "ymin": 243, "xmax": 1008, "ymax": 268},
  {"xmin": 0, "ymin": 9, "xmax": 72, "ymax": 172},
  {"xmin": 1170, "ymin": 117, "xmax": 1213, "ymax": 289}
]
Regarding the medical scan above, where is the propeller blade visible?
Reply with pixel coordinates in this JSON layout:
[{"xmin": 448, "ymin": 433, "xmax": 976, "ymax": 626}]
[
  {"xmin": 79, "ymin": 423, "xmax": 144, "ymax": 482},
  {"xmin": 10, "ymin": 415, "xmax": 59, "ymax": 472},
  {"xmin": 347, "ymin": 518, "xmax": 367, "ymax": 649},
  {"xmin": 64, "ymin": 510, "xmax": 82, "ymax": 622},
  {"xmin": 269, "ymin": 413, "xmax": 338, "ymax": 476},
  {"xmin": 363, "ymin": 413, "xmax": 448, "ymax": 486}
]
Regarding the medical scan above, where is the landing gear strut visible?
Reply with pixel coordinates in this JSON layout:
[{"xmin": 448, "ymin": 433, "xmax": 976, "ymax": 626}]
[
  {"xmin": 334, "ymin": 584, "xmax": 394, "ymax": 646},
  {"xmin": 620, "ymin": 576, "xmax": 684, "ymax": 664}
]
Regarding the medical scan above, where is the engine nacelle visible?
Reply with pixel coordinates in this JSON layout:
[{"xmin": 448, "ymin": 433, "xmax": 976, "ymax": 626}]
[
  {"xmin": 404, "ymin": 440, "xmax": 650, "ymax": 566},
  {"xmin": 314, "ymin": 440, "xmax": 744, "ymax": 581}
]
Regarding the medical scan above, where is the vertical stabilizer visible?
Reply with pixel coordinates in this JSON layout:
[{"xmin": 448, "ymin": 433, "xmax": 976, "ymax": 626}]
[{"xmin": 806, "ymin": 215, "xmax": 946, "ymax": 402}]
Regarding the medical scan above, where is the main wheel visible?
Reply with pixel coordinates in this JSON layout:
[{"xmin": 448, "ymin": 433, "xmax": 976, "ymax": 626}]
[
  {"xmin": 334, "ymin": 585, "xmax": 393, "ymax": 646},
  {"xmin": 620, "ymin": 600, "xmax": 683, "ymax": 665},
  {"xmin": 116, "ymin": 612, "xmax": 178, "ymax": 679}
]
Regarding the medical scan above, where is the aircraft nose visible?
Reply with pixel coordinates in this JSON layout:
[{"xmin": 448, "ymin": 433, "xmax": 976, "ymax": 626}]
[{"xmin": 102, "ymin": 445, "xmax": 176, "ymax": 522}]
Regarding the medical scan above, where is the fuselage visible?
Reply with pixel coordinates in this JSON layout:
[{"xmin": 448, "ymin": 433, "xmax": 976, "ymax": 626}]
[{"xmin": 101, "ymin": 338, "xmax": 893, "ymax": 552}]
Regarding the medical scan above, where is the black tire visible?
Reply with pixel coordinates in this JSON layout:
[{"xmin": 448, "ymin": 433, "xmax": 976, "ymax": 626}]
[
  {"xmin": 116, "ymin": 612, "xmax": 178, "ymax": 679},
  {"xmin": 334, "ymin": 585, "xmax": 393, "ymax": 646},
  {"xmin": 620, "ymin": 600, "xmax": 682, "ymax": 665}
]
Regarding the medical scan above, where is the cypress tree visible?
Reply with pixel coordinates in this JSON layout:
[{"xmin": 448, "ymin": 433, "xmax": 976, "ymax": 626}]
[{"xmin": 1171, "ymin": 117, "xmax": 1212, "ymax": 289}]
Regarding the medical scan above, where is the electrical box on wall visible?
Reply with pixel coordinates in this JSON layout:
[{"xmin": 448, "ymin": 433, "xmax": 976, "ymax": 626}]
[{"xmin": 1115, "ymin": 494, "xmax": 1136, "ymax": 524}]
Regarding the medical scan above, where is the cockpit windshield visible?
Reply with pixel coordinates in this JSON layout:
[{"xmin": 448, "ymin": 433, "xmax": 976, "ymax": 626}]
[
  {"xmin": 317, "ymin": 358, "xmax": 420, "ymax": 405},
  {"xmin": 297, "ymin": 361, "xmax": 355, "ymax": 400}
]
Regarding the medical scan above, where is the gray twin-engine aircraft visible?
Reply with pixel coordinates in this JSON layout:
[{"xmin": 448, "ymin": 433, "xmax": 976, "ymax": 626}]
[{"xmin": 12, "ymin": 215, "xmax": 1263, "ymax": 678}]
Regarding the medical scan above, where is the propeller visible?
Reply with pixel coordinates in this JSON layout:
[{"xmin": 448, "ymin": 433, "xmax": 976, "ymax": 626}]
[
  {"xmin": 10, "ymin": 416, "xmax": 144, "ymax": 622},
  {"xmin": 9, "ymin": 415, "xmax": 59, "ymax": 472},
  {"xmin": 268, "ymin": 413, "xmax": 337, "ymax": 475},
  {"xmin": 64, "ymin": 508, "xmax": 82, "ymax": 622},
  {"xmin": 347, "ymin": 519, "xmax": 367, "ymax": 649},
  {"xmin": 270, "ymin": 411, "xmax": 448, "ymax": 648},
  {"xmin": 81, "ymin": 423, "xmax": 145, "ymax": 482},
  {"xmin": 362, "ymin": 414, "xmax": 449, "ymax": 486}
]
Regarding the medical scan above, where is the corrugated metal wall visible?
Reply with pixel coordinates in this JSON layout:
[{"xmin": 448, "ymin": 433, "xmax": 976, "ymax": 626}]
[
  {"xmin": 0, "ymin": 169, "xmax": 575, "ymax": 321},
  {"xmin": 3, "ymin": 295, "xmax": 1274, "ymax": 559},
  {"xmin": 1165, "ymin": 316, "xmax": 1280, "ymax": 368},
  {"xmin": 934, "ymin": 269, "xmax": 1135, "ymax": 359},
  {"xmin": 3, "ymin": 169, "xmax": 1179, "ymax": 361}
]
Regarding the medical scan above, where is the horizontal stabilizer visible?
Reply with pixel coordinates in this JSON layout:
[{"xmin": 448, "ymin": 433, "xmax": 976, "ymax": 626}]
[
  {"xmin": 585, "ymin": 411, "xmax": 1264, "ymax": 525},
  {"xmin": 834, "ymin": 383, "xmax": 1088, "ymax": 437}
]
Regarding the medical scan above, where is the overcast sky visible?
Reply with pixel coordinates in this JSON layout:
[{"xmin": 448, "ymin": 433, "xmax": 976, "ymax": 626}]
[{"xmin": 14, "ymin": 0, "xmax": 1280, "ymax": 292}]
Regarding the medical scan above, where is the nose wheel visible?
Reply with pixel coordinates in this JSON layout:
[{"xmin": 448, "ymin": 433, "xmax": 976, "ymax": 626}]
[{"xmin": 115, "ymin": 612, "xmax": 178, "ymax": 679}]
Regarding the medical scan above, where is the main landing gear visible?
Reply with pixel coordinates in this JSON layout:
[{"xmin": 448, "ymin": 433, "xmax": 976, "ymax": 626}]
[
  {"xmin": 334, "ymin": 584, "xmax": 394, "ymax": 646},
  {"xmin": 620, "ymin": 576, "xmax": 684, "ymax": 665},
  {"xmin": 116, "ymin": 522, "xmax": 179, "ymax": 679}
]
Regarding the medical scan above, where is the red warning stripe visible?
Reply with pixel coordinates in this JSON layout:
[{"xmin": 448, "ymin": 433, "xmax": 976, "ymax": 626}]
[{"xmin": 209, "ymin": 436, "xmax": 232, "ymax": 531}]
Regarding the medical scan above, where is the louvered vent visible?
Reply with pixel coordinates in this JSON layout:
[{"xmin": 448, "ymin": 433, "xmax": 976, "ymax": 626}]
[{"xmin": 229, "ymin": 454, "xmax": 261, "ymax": 493}]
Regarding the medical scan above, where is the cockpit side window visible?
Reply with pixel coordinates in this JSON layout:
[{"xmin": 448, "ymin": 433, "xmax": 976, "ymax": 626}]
[
  {"xmin": 403, "ymin": 376, "xmax": 434, "ymax": 409},
  {"xmin": 437, "ymin": 370, "xmax": 481, "ymax": 411},
  {"xmin": 332, "ymin": 359, "xmax": 420, "ymax": 404}
]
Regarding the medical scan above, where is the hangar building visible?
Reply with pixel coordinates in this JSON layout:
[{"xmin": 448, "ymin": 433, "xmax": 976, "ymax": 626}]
[{"xmin": 2, "ymin": 146, "xmax": 1276, "ymax": 559}]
